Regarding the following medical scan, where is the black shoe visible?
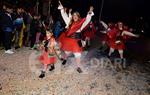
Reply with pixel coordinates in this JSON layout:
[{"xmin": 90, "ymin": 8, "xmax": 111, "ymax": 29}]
[
  {"xmin": 62, "ymin": 60, "xmax": 67, "ymax": 65},
  {"xmin": 107, "ymin": 55, "xmax": 110, "ymax": 58},
  {"xmin": 77, "ymin": 67, "xmax": 83, "ymax": 73},
  {"xmin": 121, "ymin": 58, "xmax": 126, "ymax": 69},
  {"xmin": 15, "ymin": 46, "xmax": 20, "ymax": 49},
  {"xmin": 39, "ymin": 71, "xmax": 45, "ymax": 78},
  {"xmin": 49, "ymin": 65, "xmax": 55, "ymax": 71},
  {"xmin": 98, "ymin": 46, "xmax": 103, "ymax": 50}
]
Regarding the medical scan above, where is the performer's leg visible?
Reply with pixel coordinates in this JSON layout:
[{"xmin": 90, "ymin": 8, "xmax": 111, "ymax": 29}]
[
  {"xmin": 61, "ymin": 51, "xmax": 71, "ymax": 65},
  {"xmin": 118, "ymin": 49, "xmax": 126, "ymax": 69},
  {"xmin": 74, "ymin": 53, "xmax": 82, "ymax": 67},
  {"xmin": 39, "ymin": 64, "xmax": 48, "ymax": 78},
  {"xmin": 81, "ymin": 40, "xmax": 86, "ymax": 48},
  {"xmin": 86, "ymin": 37, "xmax": 90, "ymax": 46},
  {"xmin": 74, "ymin": 53, "xmax": 83, "ymax": 73},
  {"xmin": 43, "ymin": 64, "xmax": 48, "ymax": 71},
  {"xmin": 49, "ymin": 64, "xmax": 55, "ymax": 71},
  {"xmin": 118, "ymin": 49, "xmax": 124, "ymax": 59},
  {"xmin": 108, "ymin": 48, "xmax": 115, "ymax": 57},
  {"xmin": 122, "ymin": 31, "xmax": 139, "ymax": 37}
]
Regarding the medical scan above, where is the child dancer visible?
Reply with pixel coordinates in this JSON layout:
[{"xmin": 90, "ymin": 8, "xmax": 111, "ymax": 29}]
[{"xmin": 39, "ymin": 29, "xmax": 57, "ymax": 78}]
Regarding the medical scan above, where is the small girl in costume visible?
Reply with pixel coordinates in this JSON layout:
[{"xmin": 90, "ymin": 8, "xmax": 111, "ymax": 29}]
[{"xmin": 39, "ymin": 29, "xmax": 57, "ymax": 78}]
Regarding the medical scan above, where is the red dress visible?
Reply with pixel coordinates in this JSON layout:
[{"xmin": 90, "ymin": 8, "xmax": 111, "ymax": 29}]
[
  {"xmin": 107, "ymin": 28, "xmax": 127, "ymax": 50},
  {"xmin": 39, "ymin": 38, "xmax": 56, "ymax": 65},
  {"xmin": 83, "ymin": 22, "xmax": 96, "ymax": 39},
  {"xmin": 59, "ymin": 18, "xmax": 86, "ymax": 53}
]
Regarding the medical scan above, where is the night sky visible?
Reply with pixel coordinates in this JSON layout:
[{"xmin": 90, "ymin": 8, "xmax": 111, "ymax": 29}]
[
  {"xmin": 1, "ymin": 0, "xmax": 149, "ymax": 22},
  {"xmin": 0, "ymin": 0, "xmax": 150, "ymax": 35},
  {"xmin": 66, "ymin": 0, "xmax": 148, "ymax": 18}
]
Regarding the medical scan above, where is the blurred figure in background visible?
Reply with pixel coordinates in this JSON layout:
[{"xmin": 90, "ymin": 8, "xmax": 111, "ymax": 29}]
[
  {"xmin": 82, "ymin": 21, "xmax": 96, "ymax": 49},
  {"xmin": 13, "ymin": 7, "xmax": 24, "ymax": 49},
  {"xmin": 0, "ymin": 5, "xmax": 14, "ymax": 54},
  {"xmin": 97, "ymin": 21, "xmax": 110, "ymax": 53},
  {"xmin": 30, "ymin": 14, "xmax": 41, "ymax": 49},
  {"xmin": 107, "ymin": 22, "xmax": 139, "ymax": 60},
  {"xmin": 53, "ymin": 20, "xmax": 64, "ymax": 39},
  {"xmin": 35, "ymin": 15, "xmax": 42, "ymax": 45},
  {"xmin": 23, "ymin": 11, "xmax": 33, "ymax": 47},
  {"xmin": 0, "ymin": 5, "xmax": 7, "ymax": 49}
]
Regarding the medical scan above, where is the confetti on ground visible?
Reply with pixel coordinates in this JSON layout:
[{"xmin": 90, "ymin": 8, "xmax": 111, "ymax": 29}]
[{"xmin": 0, "ymin": 47, "xmax": 149, "ymax": 95}]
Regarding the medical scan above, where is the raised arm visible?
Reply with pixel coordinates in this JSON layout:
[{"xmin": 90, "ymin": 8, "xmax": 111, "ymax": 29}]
[
  {"xmin": 122, "ymin": 31, "xmax": 139, "ymax": 37},
  {"xmin": 69, "ymin": 9, "xmax": 72, "ymax": 19},
  {"xmin": 58, "ymin": 1, "xmax": 71, "ymax": 28},
  {"xmin": 100, "ymin": 21, "xmax": 108, "ymax": 29},
  {"xmin": 100, "ymin": 21, "xmax": 108, "ymax": 34},
  {"xmin": 77, "ymin": 6, "xmax": 94, "ymax": 32}
]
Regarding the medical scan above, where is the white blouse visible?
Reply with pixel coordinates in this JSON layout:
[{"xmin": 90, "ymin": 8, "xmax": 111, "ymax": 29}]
[{"xmin": 58, "ymin": 6, "xmax": 94, "ymax": 32}]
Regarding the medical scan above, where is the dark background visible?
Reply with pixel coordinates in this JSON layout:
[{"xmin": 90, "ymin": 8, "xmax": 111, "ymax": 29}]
[
  {"xmin": 1, "ymin": 0, "xmax": 149, "ymax": 17},
  {"xmin": 0, "ymin": 0, "xmax": 150, "ymax": 36}
]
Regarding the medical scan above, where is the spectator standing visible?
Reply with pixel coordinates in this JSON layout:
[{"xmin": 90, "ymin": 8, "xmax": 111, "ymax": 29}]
[
  {"xmin": 13, "ymin": 7, "xmax": 24, "ymax": 49},
  {"xmin": 0, "ymin": 5, "xmax": 7, "ymax": 49},
  {"xmin": 0, "ymin": 5, "xmax": 14, "ymax": 54},
  {"xmin": 30, "ymin": 14, "xmax": 41, "ymax": 49}
]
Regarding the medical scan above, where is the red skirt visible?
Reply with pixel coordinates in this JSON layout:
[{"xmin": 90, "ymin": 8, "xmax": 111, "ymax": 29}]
[
  {"xmin": 59, "ymin": 33, "xmax": 82, "ymax": 53},
  {"xmin": 108, "ymin": 39, "xmax": 125, "ymax": 50},
  {"xmin": 39, "ymin": 51, "xmax": 56, "ymax": 65}
]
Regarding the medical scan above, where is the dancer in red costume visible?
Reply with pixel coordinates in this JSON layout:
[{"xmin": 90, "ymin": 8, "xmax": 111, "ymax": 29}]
[
  {"xmin": 82, "ymin": 21, "xmax": 96, "ymax": 49},
  {"xmin": 107, "ymin": 22, "xmax": 139, "ymax": 59},
  {"xmin": 39, "ymin": 30, "xmax": 57, "ymax": 78},
  {"xmin": 58, "ymin": 1, "xmax": 94, "ymax": 73}
]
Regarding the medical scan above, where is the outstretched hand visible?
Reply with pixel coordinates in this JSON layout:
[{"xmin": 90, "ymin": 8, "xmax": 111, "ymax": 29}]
[
  {"xmin": 135, "ymin": 34, "xmax": 140, "ymax": 38},
  {"xmin": 58, "ymin": 1, "xmax": 63, "ymax": 8},
  {"xmin": 69, "ymin": 9, "xmax": 72, "ymax": 13},
  {"xmin": 58, "ymin": 1, "xmax": 62, "ymax": 6}
]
